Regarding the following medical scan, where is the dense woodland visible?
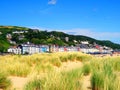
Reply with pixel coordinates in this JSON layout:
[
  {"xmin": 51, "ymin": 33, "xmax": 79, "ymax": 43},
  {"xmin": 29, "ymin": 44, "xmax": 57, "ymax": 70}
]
[{"xmin": 0, "ymin": 26, "xmax": 120, "ymax": 52}]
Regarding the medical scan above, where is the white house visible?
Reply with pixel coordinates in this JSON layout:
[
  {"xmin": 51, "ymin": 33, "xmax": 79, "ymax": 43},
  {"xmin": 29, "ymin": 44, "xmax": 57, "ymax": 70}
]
[
  {"xmin": 6, "ymin": 34, "xmax": 12, "ymax": 39},
  {"xmin": 65, "ymin": 37, "xmax": 69, "ymax": 42},
  {"xmin": 12, "ymin": 31, "xmax": 28, "ymax": 34},
  {"xmin": 20, "ymin": 44, "xmax": 49, "ymax": 54},
  {"xmin": 8, "ymin": 46, "xmax": 21, "ymax": 54},
  {"xmin": 0, "ymin": 32, "xmax": 2, "ymax": 34},
  {"xmin": 81, "ymin": 41, "xmax": 89, "ymax": 44}
]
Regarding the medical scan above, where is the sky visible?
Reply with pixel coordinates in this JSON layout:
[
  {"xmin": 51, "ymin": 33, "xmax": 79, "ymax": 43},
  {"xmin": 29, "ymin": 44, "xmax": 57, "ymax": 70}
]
[{"xmin": 0, "ymin": 0, "xmax": 120, "ymax": 43}]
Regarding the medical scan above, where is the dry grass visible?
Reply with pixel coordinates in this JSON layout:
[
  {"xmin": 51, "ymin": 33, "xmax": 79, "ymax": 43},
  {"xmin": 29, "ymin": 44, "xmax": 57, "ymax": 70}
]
[{"xmin": 0, "ymin": 52, "xmax": 120, "ymax": 90}]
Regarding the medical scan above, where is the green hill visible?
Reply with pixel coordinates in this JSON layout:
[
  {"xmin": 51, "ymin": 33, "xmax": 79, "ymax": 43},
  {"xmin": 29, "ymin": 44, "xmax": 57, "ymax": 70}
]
[{"xmin": 0, "ymin": 25, "xmax": 120, "ymax": 52}]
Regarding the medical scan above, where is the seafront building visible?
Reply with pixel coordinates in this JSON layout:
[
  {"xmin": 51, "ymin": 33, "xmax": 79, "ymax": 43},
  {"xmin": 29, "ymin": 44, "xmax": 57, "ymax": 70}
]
[{"xmin": 7, "ymin": 42, "xmax": 113, "ymax": 54}]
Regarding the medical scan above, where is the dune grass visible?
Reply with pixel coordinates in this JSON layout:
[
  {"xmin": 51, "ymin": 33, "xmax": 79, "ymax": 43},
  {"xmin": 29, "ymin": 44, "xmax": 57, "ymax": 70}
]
[
  {"xmin": 0, "ymin": 71, "xmax": 11, "ymax": 90},
  {"xmin": 0, "ymin": 52, "xmax": 120, "ymax": 90},
  {"xmin": 0, "ymin": 52, "xmax": 91, "ymax": 77},
  {"xmin": 90, "ymin": 57, "xmax": 120, "ymax": 90},
  {"xmin": 82, "ymin": 63, "xmax": 91, "ymax": 76},
  {"xmin": 24, "ymin": 68, "xmax": 83, "ymax": 90}
]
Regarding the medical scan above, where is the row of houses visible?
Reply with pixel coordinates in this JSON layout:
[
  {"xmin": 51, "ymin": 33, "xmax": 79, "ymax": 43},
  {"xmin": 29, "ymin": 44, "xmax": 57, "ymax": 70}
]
[
  {"xmin": 7, "ymin": 43, "xmax": 113, "ymax": 54},
  {"xmin": 8, "ymin": 44, "xmax": 81, "ymax": 54},
  {"xmin": 8, "ymin": 44, "xmax": 49, "ymax": 54}
]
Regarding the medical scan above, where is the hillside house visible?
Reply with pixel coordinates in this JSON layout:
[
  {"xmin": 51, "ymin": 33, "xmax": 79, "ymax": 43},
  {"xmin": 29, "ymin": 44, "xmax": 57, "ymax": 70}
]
[
  {"xmin": 12, "ymin": 31, "xmax": 28, "ymax": 34},
  {"xmin": 32, "ymin": 29, "xmax": 39, "ymax": 32},
  {"xmin": 73, "ymin": 40, "xmax": 77, "ymax": 43},
  {"xmin": 6, "ymin": 34, "xmax": 12, "ymax": 39},
  {"xmin": 9, "ymin": 40, "xmax": 16, "ymax": 44},
  {"xmin": 81, "ymin": 41, "xmax": 89, "ymax": 44},
  {"xmin": 18, "ymin": 35, "xmax": 25, "ymax": 40},
  {"xmin": 65, "ymin": 37, "xmax": 69, "ymax": 42}
]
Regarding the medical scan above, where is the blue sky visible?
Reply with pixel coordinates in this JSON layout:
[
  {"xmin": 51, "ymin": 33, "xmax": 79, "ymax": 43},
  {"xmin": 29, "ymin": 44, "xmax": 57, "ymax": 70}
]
[{"xmin": 0, "ymin": 0, "xmax": 120, "ymax": 43}]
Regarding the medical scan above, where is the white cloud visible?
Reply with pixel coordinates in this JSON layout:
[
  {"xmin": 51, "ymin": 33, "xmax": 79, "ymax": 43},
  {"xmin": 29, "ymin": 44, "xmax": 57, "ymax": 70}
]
[
  {"xmin": 28, "ymin": 26, "xmax": 120, "ymax": 43},
  {"xmin": 60, "ymin": 28, "xmax": 120, "ymax": 43},
  {"xmin": 61, "ymin": 28, "xmax": 120, "ymax": 38},
  {"xmin": 48, "ymin": 28, "xmax": 120, "ymax": 43},
  {"xmin": 48, "ymin": 0, "xmax": 57, "ymax": 5}
]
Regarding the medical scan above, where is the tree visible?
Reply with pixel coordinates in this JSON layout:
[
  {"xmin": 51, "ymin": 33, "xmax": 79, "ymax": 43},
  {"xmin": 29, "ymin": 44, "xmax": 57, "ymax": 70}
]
[{"xmin": 31, "ymin": 38, "xmax": 40, "ymax": 44}]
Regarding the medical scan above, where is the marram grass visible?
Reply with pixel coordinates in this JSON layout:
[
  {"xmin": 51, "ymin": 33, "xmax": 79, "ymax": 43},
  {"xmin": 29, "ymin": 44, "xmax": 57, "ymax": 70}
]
[
  {"xmin": 0, "ymin": 52, "xmax": 92, "ymax": 77},
  {"xmin": 0, "ymin": 71, "xmax": 11, "ymax": 89},
  {"xmin": 24, "ymin": 68, "xmax": 83, "ymax": 90},
  {"xmin": 0, "ymin": 52, "xmax": 120, "ymax": 90},
  {"xmin": 90, "ymin": 58, "xmax": 120, "ymax": 90}
]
